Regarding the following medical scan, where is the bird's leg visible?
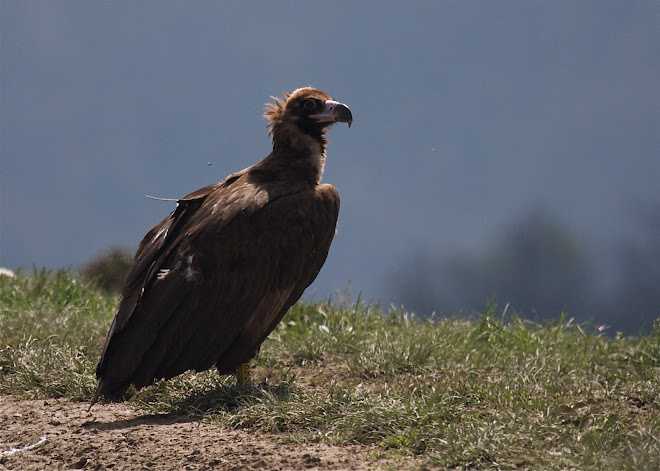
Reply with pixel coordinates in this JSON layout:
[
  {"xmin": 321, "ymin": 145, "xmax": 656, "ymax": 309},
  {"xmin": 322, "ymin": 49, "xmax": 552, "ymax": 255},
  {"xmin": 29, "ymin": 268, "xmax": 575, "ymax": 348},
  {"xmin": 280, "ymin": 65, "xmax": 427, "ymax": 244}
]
[{"xmin": 234, "ymin": 362, "xmax": 251, "ymax": 384}]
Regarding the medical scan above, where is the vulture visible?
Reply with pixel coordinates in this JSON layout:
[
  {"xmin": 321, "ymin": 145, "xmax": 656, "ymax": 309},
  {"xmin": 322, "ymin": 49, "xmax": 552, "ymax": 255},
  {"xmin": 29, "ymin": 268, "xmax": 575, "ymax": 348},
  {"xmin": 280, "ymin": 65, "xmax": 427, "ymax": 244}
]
[{"xmin": 93, "ymin": 87, "xmax": 352, "ymax": 402}]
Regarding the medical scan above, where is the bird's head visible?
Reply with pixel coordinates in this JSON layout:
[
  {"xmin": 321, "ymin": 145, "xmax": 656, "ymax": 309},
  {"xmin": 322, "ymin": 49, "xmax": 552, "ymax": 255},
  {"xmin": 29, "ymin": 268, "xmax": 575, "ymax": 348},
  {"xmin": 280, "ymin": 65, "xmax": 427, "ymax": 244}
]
[{"xmin": 264, "ymin": 87, "xmax": 352, "ymax": 143}]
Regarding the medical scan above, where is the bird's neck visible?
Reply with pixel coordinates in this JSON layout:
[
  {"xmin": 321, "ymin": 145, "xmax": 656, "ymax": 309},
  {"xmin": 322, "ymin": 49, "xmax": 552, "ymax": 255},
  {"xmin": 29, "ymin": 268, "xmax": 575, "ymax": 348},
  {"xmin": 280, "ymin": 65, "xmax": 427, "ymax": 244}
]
[{"xmin": 270, "ymin": 124, "xmax": 327, "ymax": 184}]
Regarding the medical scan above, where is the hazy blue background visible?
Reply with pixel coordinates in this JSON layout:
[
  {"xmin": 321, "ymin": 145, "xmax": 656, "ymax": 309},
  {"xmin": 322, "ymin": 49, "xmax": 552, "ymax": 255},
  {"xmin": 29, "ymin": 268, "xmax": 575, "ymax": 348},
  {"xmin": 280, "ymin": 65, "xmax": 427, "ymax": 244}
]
[{"xmin": 2, "ymin": 1, "xmax": 658, "ymax": 333}]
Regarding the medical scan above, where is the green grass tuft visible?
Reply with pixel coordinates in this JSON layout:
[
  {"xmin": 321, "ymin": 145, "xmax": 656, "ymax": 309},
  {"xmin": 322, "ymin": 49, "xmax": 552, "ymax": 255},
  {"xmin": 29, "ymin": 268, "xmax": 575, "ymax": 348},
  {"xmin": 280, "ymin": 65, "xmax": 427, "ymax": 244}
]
[
  {"xmin": 0, "ymin": 269, "xmax": 115, "ymax": 399},
  {"xmin": 1, "ymin": 270, "xmax": 658, "ymax": 469}
]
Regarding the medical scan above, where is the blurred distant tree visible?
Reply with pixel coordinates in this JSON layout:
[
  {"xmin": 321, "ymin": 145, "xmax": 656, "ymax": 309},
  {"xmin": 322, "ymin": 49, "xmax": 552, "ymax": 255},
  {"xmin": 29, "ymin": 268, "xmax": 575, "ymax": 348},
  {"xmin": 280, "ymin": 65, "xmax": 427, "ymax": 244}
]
[
  {"xmin": 601, "ymin": 205, "xmax": 660, "ymax": 331},
  {"xmin": 392, "ymin": 210, "xmax": 592, "ymax": 319},
  {"xmin": 480, "ymin": 209, "xmax": 592, "ymax": 316},
  {"xmin": 79, "ymin": 247, "xmax": 134, "ymax": 293}
]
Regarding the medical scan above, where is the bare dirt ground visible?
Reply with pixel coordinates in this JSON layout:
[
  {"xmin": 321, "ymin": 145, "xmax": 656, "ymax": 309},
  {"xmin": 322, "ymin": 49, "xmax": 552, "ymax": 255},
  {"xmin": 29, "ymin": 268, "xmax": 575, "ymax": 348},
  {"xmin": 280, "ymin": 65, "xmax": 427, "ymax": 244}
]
[{"xmin": 0, "ymin": 395, "xmax": 419, "ymax": 471}]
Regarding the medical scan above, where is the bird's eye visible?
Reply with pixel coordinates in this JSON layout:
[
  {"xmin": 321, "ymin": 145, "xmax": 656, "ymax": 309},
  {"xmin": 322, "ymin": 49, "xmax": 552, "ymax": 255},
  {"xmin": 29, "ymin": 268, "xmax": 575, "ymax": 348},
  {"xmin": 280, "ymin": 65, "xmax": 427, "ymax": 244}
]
[{"xmin": 303, "ymin": 99, "xmax": 317, "ymax": 111}]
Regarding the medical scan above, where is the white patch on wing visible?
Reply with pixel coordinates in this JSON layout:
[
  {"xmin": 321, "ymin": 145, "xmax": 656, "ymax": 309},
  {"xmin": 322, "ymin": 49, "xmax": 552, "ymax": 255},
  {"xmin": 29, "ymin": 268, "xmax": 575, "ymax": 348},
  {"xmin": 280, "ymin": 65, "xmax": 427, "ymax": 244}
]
[
  {"xmin": 152, "ymin": 225, "xmax": 168, "ymax": 243},
  {"xmin": 184, "ymin": 254, "xmax": 198, "ymax": 282},
  {"xmin": 157, "ymin": 269, "xmax": 170, "ymax": 280}
]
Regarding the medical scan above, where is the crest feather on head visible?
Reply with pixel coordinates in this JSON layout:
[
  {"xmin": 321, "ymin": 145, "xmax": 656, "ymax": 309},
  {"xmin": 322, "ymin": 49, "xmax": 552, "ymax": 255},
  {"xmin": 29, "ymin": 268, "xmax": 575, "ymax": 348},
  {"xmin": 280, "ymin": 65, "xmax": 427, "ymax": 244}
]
[{"xmin": 263, "ymin": 91, "xmax": 291, "ymax": 136}]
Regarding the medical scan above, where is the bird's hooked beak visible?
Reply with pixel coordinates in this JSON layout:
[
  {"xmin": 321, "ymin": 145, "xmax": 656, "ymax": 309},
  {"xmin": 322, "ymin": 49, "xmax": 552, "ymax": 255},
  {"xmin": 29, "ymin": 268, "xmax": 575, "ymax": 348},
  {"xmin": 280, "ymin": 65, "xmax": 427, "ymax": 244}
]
[{"xmin": 310, "ymin": 100, "xmax": 353, "ymax": 128}]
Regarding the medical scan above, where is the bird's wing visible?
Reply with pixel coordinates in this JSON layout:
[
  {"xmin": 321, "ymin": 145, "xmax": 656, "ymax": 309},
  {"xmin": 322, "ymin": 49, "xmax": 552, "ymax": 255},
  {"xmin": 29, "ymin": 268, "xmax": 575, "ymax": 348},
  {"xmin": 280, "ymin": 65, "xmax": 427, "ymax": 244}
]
[
  {"xmin": 95, "ymin": 180, "xmax": 339, "ymax": 398},
  {"xmin": 93, "ymin": 184, "xmax": 218, "ymax": 396},
  {"xmin": 114, "ymin": 183, "xmax": 220, "ymax": 325}
]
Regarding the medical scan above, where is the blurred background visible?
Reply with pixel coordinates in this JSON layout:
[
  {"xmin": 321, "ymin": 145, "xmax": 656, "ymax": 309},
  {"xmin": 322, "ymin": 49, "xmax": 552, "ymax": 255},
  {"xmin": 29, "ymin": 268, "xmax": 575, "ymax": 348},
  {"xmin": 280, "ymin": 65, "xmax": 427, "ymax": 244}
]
[{"xmin": 2, "ymin": 1, "xmax": 658, "ymax": 334}]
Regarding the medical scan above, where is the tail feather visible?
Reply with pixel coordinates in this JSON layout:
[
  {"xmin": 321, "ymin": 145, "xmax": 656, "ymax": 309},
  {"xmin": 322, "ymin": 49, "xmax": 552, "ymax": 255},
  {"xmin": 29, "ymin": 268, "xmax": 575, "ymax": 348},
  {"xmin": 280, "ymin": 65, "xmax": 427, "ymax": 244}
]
[{"xmin": 89, "ymin": 376, "xmax": 130, "ymax": 410}]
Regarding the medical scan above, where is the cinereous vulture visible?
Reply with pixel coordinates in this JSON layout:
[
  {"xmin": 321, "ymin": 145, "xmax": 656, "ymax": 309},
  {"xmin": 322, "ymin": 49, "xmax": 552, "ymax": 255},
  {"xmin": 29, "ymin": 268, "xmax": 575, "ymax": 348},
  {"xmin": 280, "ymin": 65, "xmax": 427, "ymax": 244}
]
[{"xmin": 93, "ymin": 87, "xmax": 352, "ymax": 402}]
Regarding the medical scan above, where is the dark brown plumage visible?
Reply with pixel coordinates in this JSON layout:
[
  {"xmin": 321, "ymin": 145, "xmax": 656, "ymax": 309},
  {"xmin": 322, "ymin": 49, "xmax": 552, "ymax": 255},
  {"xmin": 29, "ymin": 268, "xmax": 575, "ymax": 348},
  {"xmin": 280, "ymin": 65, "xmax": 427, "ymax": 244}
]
[{"xmin": 93, "ymin": 87, "xmax": 352, "ymax": 402}]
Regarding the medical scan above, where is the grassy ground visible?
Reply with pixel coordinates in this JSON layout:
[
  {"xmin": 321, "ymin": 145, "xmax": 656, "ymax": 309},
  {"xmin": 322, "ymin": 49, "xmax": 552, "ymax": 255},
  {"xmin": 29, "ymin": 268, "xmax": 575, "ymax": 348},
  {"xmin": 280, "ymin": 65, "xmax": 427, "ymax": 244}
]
[{"xmin": 1, "ymin": 269, "xmax": 659, "ymax": 470}]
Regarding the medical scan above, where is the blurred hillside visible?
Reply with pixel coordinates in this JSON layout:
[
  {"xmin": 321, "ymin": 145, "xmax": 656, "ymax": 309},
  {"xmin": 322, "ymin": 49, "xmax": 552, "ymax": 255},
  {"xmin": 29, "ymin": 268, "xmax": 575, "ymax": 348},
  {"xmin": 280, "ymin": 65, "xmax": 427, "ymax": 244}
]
[{"xmin": 392, "ymin": 205, "xmax": 659, "ymax": 334}]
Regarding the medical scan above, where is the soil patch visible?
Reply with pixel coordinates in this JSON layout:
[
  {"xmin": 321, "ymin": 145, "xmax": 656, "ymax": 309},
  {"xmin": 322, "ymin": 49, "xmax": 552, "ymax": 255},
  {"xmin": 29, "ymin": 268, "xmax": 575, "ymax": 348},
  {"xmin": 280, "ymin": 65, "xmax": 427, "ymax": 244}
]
[{"xmin": 0, "ymin": 395, "xmax": 419, "ymax": 470}]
